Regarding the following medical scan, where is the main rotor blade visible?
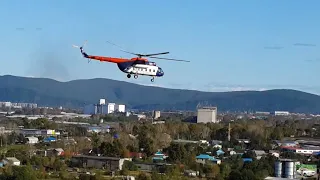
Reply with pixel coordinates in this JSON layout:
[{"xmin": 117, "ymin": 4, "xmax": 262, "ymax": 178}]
[
  {"xmin": 143, "ymin": 52, "xmax": 170, "ymax": 57},
  {"xmin": 106, "ymin": 40, "xmax": 139, "ymax": 56},
  {"xmin": 149, "ymin": 56, "xmax": 190, "ymax": 62}
]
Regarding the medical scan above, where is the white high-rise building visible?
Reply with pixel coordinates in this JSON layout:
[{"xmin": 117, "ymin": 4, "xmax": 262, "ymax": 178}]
[
  {"xmin": 108, "ymin": 103, "xmax": 116, "ymax": 114},
  {"xmin": 197, "ymin": 107, "xmax": 217, "ymax": 123},
  {"xmin": 116, "ymin": 104, "xmax": 126, "ymax": 112},
  {"xmin": 99, "ymin": 99, "xmax": 106, "ymax": 105},
  {"xmin": 153, "ymin": 111, "xmax": 161, "ymax": 119}
]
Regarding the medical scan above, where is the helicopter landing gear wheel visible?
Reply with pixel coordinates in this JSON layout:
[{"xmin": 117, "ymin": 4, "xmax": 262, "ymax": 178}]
[
  {"xmin": 151, "ymin": 77, "xmax": 155, "ymax": 82},
  {"xmin": 134, "ymin": 75, "xmax": 138, "ymax": 79},
  {"xmin": 127, "ymin": 74, "xmax": 131, "ymax": 78}
]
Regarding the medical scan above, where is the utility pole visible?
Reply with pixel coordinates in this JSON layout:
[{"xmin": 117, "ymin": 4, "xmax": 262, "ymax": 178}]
[{"xmin": 228, "ymin": 122, "xmax": 231, "ymax": 142}]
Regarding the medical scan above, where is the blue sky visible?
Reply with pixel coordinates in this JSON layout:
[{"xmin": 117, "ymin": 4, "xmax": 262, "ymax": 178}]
[{"xmin": 0, "ymin": 0, "xmax": 320, "ymax": 94}]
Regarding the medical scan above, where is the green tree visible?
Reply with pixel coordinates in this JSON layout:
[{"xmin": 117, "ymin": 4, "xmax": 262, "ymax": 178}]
[
  {"xmin": 136, "ymin": 172, "xmax": 152, "ymax": 180},
  {"xmin": 123, "ymin": 160, "xmax": 138, "ymax": 171},
  {"xmin": 229, "ymin": 170, "xmax": 241, "ymax": 180},
  {"xmin": 137, "ymin": 126, "xmax": 155, "ymax": 157},
  {"xmin": 220, "ymin": 163, "xmax": 231, "ymax": 179},
  {"xmin": 12, "ymin": 165, "xmax": 38, "ymax": 180},
  {"xmin": 165, "ymin": 143, "xmax": 187, "ymax": 163},
  {"xmin": 240, "ymin": 169, "xmax": 258, "ymax": 180}
]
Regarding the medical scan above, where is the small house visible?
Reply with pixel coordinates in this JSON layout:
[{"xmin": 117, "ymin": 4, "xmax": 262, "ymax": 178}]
[
  {"xmin": 54, "ymin": 148, "xmax": 64, "ymax": 156},
  {"xmin": 216, "ymin": 149, "xmax": 225, "ymax": 156},
  {"xmin": 152, "ymin": 151, "xmax": 168, "ymax": 162},
  {"xmin": 44, "ymin": 137, "xmax": 56, "ymax": 143},
  {"xmin": 196, "ymin": 154, "xmax": 221, "ymax": 165},
  {"xmin": 243, "ymin": 158, "xmax": 253, "ymax": 163},
  {"xmin": 129, "ymin": 152, "xmax": 144, "ymax": 159},
  {"xmin": 253, "ymin": 150, "xmax": 266, "ymax": 160},
  {"xmin": 229, "ymin": 151, "xmax": 237, "ymax": 156},
  {"xmin": 3, "ymin": 157, "xmax": 20, "ymax": 166},
  {"xmin": 25, "ymin": 137, "xmax": 39, "ymax": 144}
]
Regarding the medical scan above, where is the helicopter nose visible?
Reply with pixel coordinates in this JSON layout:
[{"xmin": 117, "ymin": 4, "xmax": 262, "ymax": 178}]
[{"xmin": 156, "ymin": 70, "xmax": 164, "ymax": 77}]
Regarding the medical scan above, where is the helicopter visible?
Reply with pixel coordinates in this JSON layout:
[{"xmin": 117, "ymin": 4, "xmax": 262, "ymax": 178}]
[{"xmin": 72, "ymin": 40, "xmax": 190, "ymax": 82}]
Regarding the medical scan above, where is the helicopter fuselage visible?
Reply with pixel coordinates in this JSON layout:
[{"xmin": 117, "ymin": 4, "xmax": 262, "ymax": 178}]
[{"xmin": 117, "ymin": 61, "xmax": 164, "ymax": 78}]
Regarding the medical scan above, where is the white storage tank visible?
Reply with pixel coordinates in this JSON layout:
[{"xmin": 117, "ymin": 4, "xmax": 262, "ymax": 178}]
[
  {"xmin": 284, "ymin": 161, "xmax": 294, "ymax": 178},
  {"xmin": 275, "ymin": 161, "xmax": 282, "ymax": 177}
]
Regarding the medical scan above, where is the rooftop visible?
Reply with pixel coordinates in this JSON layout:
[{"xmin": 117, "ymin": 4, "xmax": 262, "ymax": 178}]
[
  {"xmin": 72, "ymin": 155, "xmax": 121, "ymax": 161},
  {"xmin": 5, "ymin": 157, "xmax": 20, "ymax": 162}
]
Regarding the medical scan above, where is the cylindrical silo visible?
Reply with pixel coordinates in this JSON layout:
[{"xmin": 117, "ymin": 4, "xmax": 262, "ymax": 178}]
[
  {"xmin": 284, "ymin": 161, "xmax": 294, "ymax": 179},
  {"xmin": 275, "ymin": 161, "xmax": 282, "ymax": 177}
]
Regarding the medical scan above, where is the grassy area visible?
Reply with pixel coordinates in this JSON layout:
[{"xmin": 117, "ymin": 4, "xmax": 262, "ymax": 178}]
[{"xmin": 128, "ymin": 171, "xmax": 140, "ymax": 176}]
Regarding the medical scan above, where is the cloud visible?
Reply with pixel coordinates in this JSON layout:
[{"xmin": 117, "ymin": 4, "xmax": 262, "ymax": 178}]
[
  {"xmin": 137, "ymin": 83, "xmax": 166, "ymax": 88},
  {"xmin": 15, "ymin": 27, "xmax": 43, "ymax": 31},
  {"xmin": 264, "ymin": 46, "xmax": 284, "ymax": 50},
  {"xmin": 203, "ymin": 84, "xmax": 268, "ymax": 92},
  {"xmin": 293, "ymin": 43, "xmax": 316, "ymax": 47},
  {"xmin": 305, "ymin": 58, "xmax": 320, "ymax": 63}
]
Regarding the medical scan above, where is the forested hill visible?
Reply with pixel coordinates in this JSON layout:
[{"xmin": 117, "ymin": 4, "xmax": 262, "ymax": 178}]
[{"xmin": 0, "ymin": 75, "xmax": 320, "ymax": 113}]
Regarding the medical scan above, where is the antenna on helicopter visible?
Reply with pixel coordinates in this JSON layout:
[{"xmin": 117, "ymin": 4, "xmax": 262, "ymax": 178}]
[{"xmin": 72, "ymin": 40, "xmax": 91, "ymax": 63}]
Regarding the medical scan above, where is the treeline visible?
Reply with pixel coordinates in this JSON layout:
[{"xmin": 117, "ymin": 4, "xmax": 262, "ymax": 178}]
[{"xmin": 0, "ymin": 116, "xmax": 320, "ymax": 179}]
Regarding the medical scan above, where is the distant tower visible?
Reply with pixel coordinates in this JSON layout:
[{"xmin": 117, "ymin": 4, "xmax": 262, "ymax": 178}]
[
  {"xmin": 196, "ymin": 106, "xmax": 217, "ymax": 123},
  {"xmin": 228, "ymin": 123, "xmax": 231, "ymax": 142}
]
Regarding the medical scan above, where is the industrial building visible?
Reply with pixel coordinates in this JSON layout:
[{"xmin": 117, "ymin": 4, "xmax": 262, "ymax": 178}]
[
  {"xmin": 197, "ymin": 106, "xmax": 217, "ymax": 123},
  {"xmin": 70, "ymin": 155, "xmax": 127, "ymax": 171},
  {"xmin": 274, "ymin": 159, "xmax": 300, "ymax": 179},
  {"xmin": 274, "ymin": 111, "xmax": 290, "ymax": 116},
  {"xmin": 25, "ymin": 137, "xmax": 39, "ymax": 144},
  {"xmin": 83, "ymin": 99, "xmax": 126, "ymax": 115},
  {"xmin": 152, "ymin": 110, "xmax": 161, "ymax": 119},
  {"xmin": 18, "ymin": 129, "xmax": 59, "ymax": 137},
  {"xmin": 0, "ymin": 101, "xmax": 37, "ymax": 109}
]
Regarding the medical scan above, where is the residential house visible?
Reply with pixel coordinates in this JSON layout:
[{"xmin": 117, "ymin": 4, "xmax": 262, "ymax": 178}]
[
  {"xmin": 237, "ymin": 139, "xmax": 250, "ymax": 144},
  {"xmin": 184, "ymin": 170, "xmax": 198, "ymax": 177},
  {"xmin": 213, "ymin": 144, "xmax": 222, "ymax": 149},
  {"xmin": 25, "ymin": 136, "xmax": 39, "ymax": 144},
  {"xmin": 199, "ymin": 140, "xmax": 210, "ymax": 146},
  {"xmin": 195, "ymin": 154, "xmax": 221, "ymax": 165},
  {"xmin": 3, "ymin": 157, "xmax": 20, "ymax": 166},
  {"xmin": 44, "ymin": 137, "xmax": 56, "ymax": 143},
  {"xmin": 273, "ymin": 140, "xmax": 298, "ymax": 147},
  {"xmin": 229, "ymin": 151, "xmax": 237, "ymax": 156},
  {"xmin": 152, "ymin": 151, "xmax": 168, "ymax": 162},
  {"xmin": 172, "ymin": 139, "xmax": 199, "ymax": 144},
  {"xmin": 71, "ymin": 155, "xmax": 127, "ymax": 171},
  {"xmin": 253, "ymin": 150, "xmax": 266, "ymax": 160},
  {"xmin": 269, "ymin": 150, "xmax": 280, "ymax": 158},
  {"xmin": 211, "ymin": 140, "xmax": 223, "ymax": 145},
  {"xmin": 243, "ymin": 158, "xmax": 253, "ymax": 163},
  {"xmin": 54, "ymin": 148, "xmax": 64, "ymax": 156},
  {"xmin": 135, "ymin": 162, "xmax": 172, "ymax": 173},
  {"xmin": 216, "ymin": 149, "xmax": 225, "ymax": 156},
  {"xmin": 129, "ymin": 152, "xmax": 144, "ymax": 159},
  {"xmin": 281, "ymin": 146, "xmax": 320, "ymax": 155}
]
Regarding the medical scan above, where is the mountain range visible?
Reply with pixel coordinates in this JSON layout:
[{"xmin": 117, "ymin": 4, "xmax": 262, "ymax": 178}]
[{"xmin": 0, "ymin": 75, "xmax": 320, "ymax": 113}]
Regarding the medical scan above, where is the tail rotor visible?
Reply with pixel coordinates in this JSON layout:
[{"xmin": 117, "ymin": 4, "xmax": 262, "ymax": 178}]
[
  {"xmin": 72, "ymin": 40, "xmax": 87, "ymax": 49},
  {"xmin": 72, "ymin": 40, "xmax": 90, "ymax": 63}
]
